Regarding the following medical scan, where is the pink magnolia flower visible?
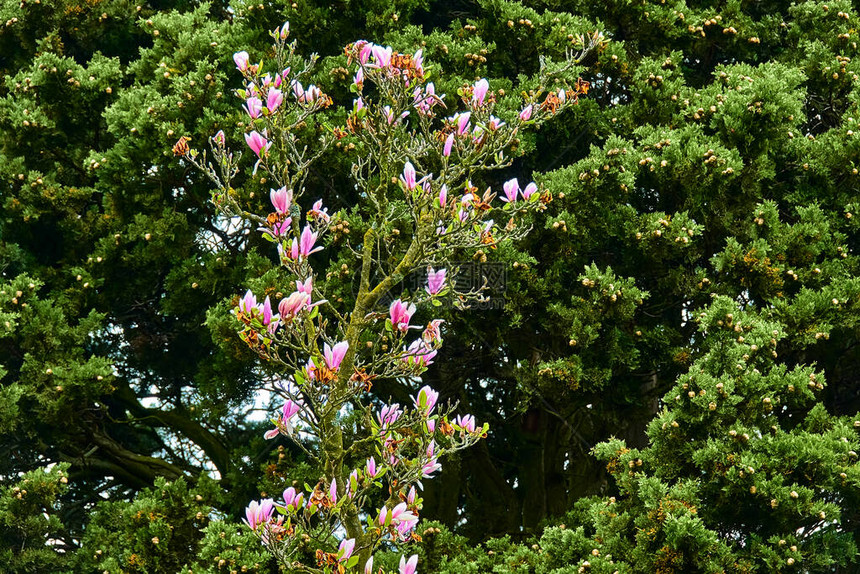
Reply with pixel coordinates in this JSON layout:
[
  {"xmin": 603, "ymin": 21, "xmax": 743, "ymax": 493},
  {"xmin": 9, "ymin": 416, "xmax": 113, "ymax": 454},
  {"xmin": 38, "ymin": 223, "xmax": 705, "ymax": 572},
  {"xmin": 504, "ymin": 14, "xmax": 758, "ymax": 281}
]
[
  {"xmin": 353, "ymin": 67, "xmax": 364, "ymax": 88},
  {"xmin": 407, "ymin": 485, "xmax": 417, "ymax": 504},
  {"xmin": 414, "ymin": 82, "xmax": 441, "ymax": 115},
  {"xmin": 377, "ymin": 404, "xmax": 402, "ymax": 427},
  {"xmin": 413, "ymin": 49, "xmax": 424, "ymax": 75},
  {"xmin": 397, "ymin": 519, "xmax": 417, "ymax": 541},
  {"xmin": 379, "ymin": 505, "xmax": 390, "ymax": 526},
  {"xmin": 365, "ymin": 557, "xmax": 374, "ymax": 574},
  {"xmin": 383, "ymin": 106, "xmax": 409, "ymax": 125},
  {"xmin": 439, "ymin": 185, "xmax": 448, "ymax": 207},
  {"xmin": 261, "ymin": 296, "xmax": 274, "ymax": 326},
  {"xmin": 305, "ymin": 85, "xmax": 322, "ymax": 104},
  {"xmin": 522, "ymin": 182, "xmax": 538, "ymax": 200},
  {"xmin": 399, "ymin": 554, "xmax": 419, "ymax": 574},
  {"xmin": 443, "ymin": 133, "xmax": 454, "ymax": 157},
  {"xmin": 400, "ymin": 162, "xmax": 417, "ymax": 190},
  {"xmin": 264, "ymin": 399, "xmax": 302, "ymax": 439},
  {"xmin": 270, "ymin": 186, "xmax": 292, "ymax": 214},
  {"xmin": 404, "ymin": 339, "xmax": 437, "ymax": 367},
  {"xmin": 305, "ymin": 357, "xmax": 317, "ymax": 381},
  {"xmin": 455, "ymin": 414, "xmax": 476, "ymax": 432},
  {"xmin": 422, "ymin": 458, "xmax": 442, "ymax": 478},
  {"xmin": 234, "ymin": 51, "xmax": 250, "ymax": 72},
  {"xmin": 244, "ymin": 131, "xmax": 270, "ymax": 157},
  {"xmin": 244, "ymin": 97, "xmax": 262, "ymax": 119},
  {"xmin": 292, "ymin": 80, "xmax": 305, "ymax": 102},
  {"xmin": 455, "ymin": 112, "xmax": 471, "ymax": 136},
  {"xmin": 366, "ymin": 456, "xmax": 378, "ymax": 477},
  {"xmin": 558, "ymin": 88, "xmax": 567, "ymax": 103},
  {"xmin": 324, "ymin": 341, "xmax": 349, "ymax": 370},
  {"xmin": 412, "ymin": 385, "xmax": 439, "ymax": 414},
  {"xmin": 354, "ymin": 97, "xmax": 365, "ymax": 113},
  {"xmin": 422, "ymin": 319, "xmax": 445, "ymax": 345},
  {"xmin": 299, "ymin": 225, "xmax": 323, "ymax": 256},
  {"xmin": 239, "ymin": 290, "xmax": 257, "ymax": 314},
  {"xmin": 426, "ymin": 268, "xmax": 446, "ymax": 295},
  {"xmin": 359, "ymin": 42, "xmax": 373, "ymax": 65},
  {"xmin": 426, "ymin": 418, "xmax": 436, "ymax": 433},
  {"xmin": 330, "ymin": 478, "xmax": 338, "ymax": 504},
  {"xmin": 296, "ymin": 492, "xmax": 307, "ymax": 510},
  {"xmin": 279, "ymin": 291, "xmax": 310, "ymax": 318},
  {"xmin": 259, "ymin": 515, "xmax": 285, "ymax": 545},
  {"xmin": 519, "ymin": 104, "xmax": 533, "ymax": 121},
  {"xmin": 296, "ymin": 278, "xmax": 312, "ymax": 294},
  {"xmin": 413, "ymin": 87, "xmax": 428, "ymax": 113},
  {"xmin": 472, "ymin": 78, "xmax": 489, "ymax": 107},
  {"xmin": 244, "ymin": 498, "xmax": 274, "ymax": 530},
  {"xmin": 308, "ymin": 199, "xmax": 330, "ymax": 223},
  {"xmin": 488, "ymin": 116, "xmax": 505, "ymax": 131},
  {"xmin": 391, "ymin": 502, "xmax": 418, "ymax": 527},
  {"xmin": 282, "ymin": 400, "xmax": 301, "ymax": 420},
  {"xmin": 282, "ymin": 487, "xmax": 304, "ymax": 511},
  {"xmin": 267, "ymin": 88, "xmax": 283, "ymax": 112},
  {"xmin": 259, "ymin": 217, "xmax": 291, "ymax": 239},
  {"xmin": 338, "ymin": 538, "xmax": 355, "ymax": 562},
  {"xmin": 213, "ymin": 130, "xmax": 225, "ymax": 145},
  {"xmin": 502, "ymin": 178, "xmax": 520, "ymax": 203},
  {"xmin": 371, "ymin": 44, "xmax": 392, "ymax": 69},
  {"xmin": 278, "ymin": 22, "xmax": 289, "ymax": 40},
  {"xmin": 389, "ymin": 299, "xmax": 416, "ymax": 332},
  {"xmin": 282, "ymin": 486, "xmax": 297, "ymax": 506}
]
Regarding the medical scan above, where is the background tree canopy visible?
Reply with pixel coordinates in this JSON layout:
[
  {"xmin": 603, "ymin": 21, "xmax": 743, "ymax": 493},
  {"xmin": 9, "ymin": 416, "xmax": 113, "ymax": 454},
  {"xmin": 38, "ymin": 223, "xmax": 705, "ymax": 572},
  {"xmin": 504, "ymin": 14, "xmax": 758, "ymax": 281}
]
[{"xmin": 1, "ymin": 0, "xmax": 859, "ymax": 572}]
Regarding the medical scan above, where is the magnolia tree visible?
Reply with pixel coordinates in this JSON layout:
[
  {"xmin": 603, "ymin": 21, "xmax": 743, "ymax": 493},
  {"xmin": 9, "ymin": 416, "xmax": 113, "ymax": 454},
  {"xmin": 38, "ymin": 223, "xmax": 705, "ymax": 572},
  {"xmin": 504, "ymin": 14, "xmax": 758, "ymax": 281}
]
[{"xmin": 181, "ymin": 23, "xmax": 589, "ymax": 574}]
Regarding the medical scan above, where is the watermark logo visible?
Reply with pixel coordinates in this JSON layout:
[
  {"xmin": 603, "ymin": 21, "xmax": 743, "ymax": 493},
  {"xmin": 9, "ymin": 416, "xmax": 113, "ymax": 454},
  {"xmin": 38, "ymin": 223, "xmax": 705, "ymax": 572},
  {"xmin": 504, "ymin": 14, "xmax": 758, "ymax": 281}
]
[{"xmin": 353, "ymin": 262, "xmax": 507, "ymax": 311}]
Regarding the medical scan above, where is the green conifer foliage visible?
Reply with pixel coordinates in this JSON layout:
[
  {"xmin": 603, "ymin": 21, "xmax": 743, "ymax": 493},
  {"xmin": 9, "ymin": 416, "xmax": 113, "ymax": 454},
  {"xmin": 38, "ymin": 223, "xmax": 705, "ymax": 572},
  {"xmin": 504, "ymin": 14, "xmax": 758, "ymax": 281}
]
[
  {"xmin": 0, "ymin": 0, "xmax": 266, "ymax": 536},
  {"xmin": 0, "ymin": 464, "xmax": 71, "ymax": 574},
  {"xmin": 552, "ymin": 291, "xmax": 860, "ymax": 572},
  {"xmin": 408, "ymin": 0, "xmax": 860, "ymax": 567},
  {"xmin": 70, "ymin": 477, "xmax": 215, "ymax": 574},
  {"xmin": 403, "ymin": 0, "xmax": 860, "ymax": 544}
]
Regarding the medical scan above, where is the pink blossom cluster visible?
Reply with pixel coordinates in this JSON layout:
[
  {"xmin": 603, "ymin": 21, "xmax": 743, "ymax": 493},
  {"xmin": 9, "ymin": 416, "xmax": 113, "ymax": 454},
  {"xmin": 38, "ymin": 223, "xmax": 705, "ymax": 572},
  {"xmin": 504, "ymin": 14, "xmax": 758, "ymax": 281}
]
[
  {"xmin": 245, "ymin": 379, "xmax": 476, "ymax": 573},
  {"xmin": 396, "ymin": 158, "xmax": 540, "ymax": 243},
  {"xmin": 214, "ymin": 17, "xmax": 580, "ymax": 574},
  {"xmin": 235, "ymin": 38, "xmax": 332, "ymax": 167},
  {"xmin": 352, "ymin": 40, "xmax": 425, "ymax": 88}
]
